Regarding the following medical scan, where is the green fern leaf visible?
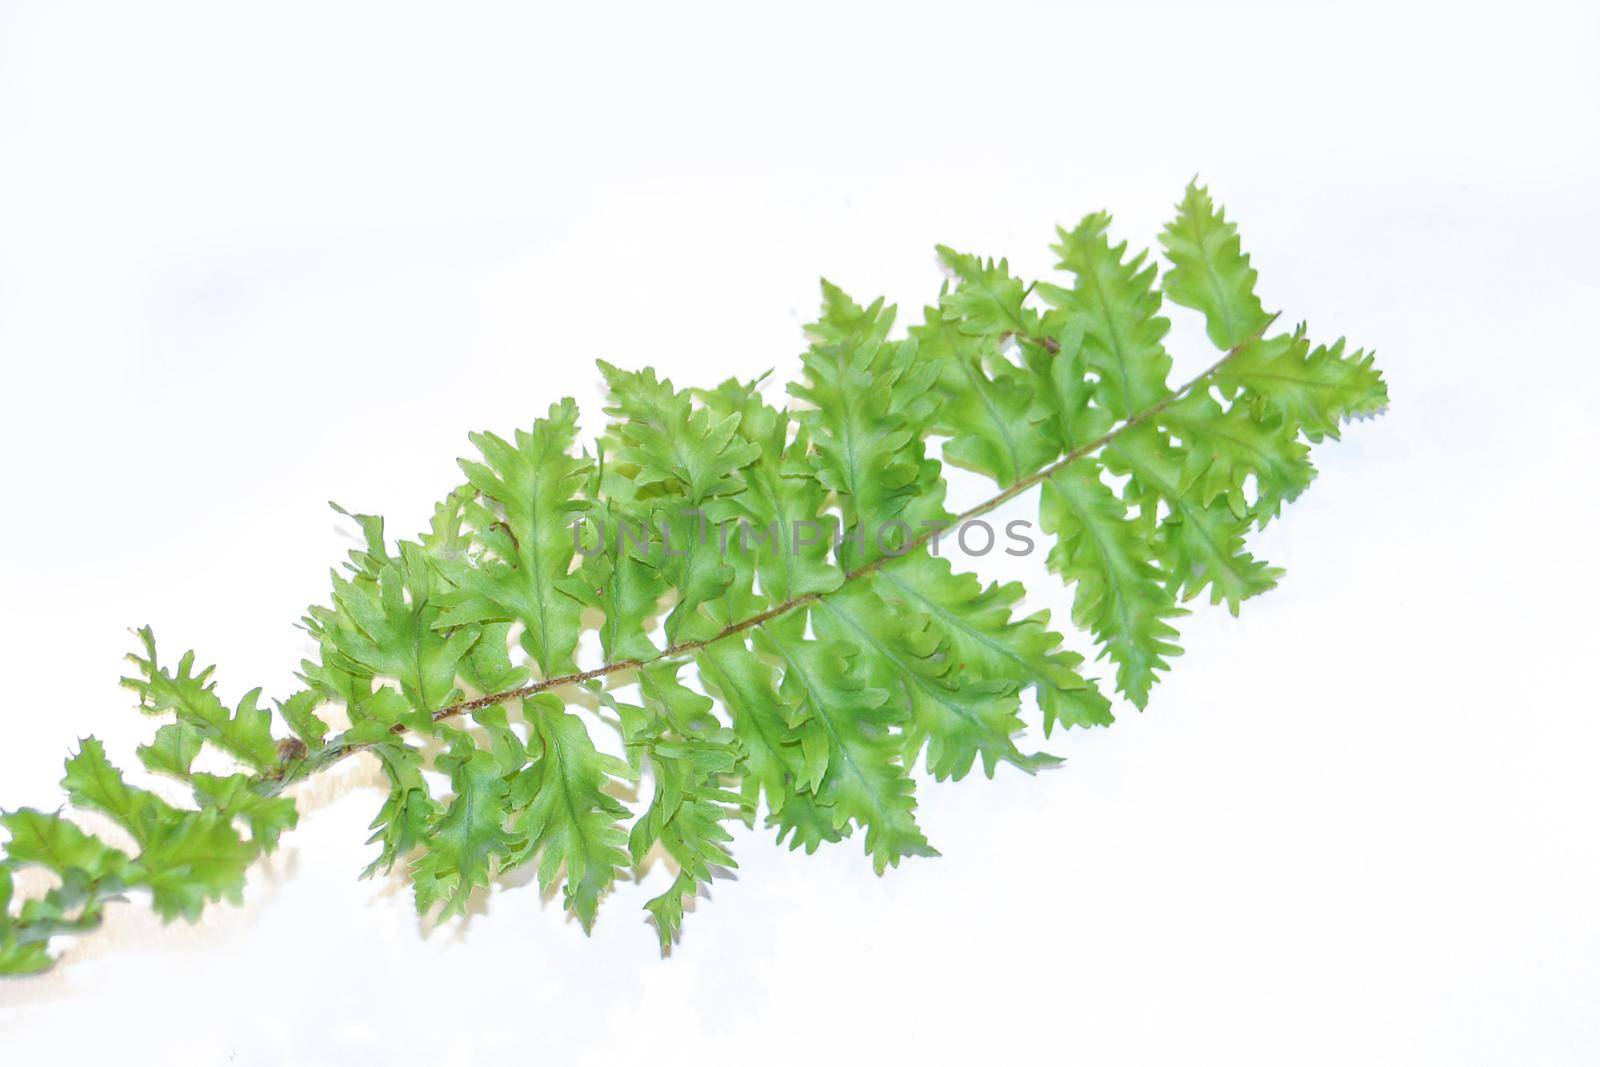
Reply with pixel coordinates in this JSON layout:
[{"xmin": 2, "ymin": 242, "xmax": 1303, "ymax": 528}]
[
  {"xmin": 599, "ymin": 361, "xmax": 763, "ymax": 502},
  {"xmin": 698, "ymin": 378, "xmax": 843, "ymax": 603},
  {"xmin": 410, "ymin": 731, "xmax": 522, "ymax": 920},
  {"xmin": 598, "ymin": 363, "xmax": 760, "ymax": 641},
  {"xmin": 874, "ymin": 553, "xmax": 1112, "ymax": 734},
  {"xmin": 1040, "ymin": 212, "xmax": 1174, "ymax": 418},
  {"xmin": 617, "ymin": 664, "xmax": 743, "ymax": 946},
  {"xmin": 814, "ymin": 582, "xmax": 1050, "ymax": 781},
  {"xmin": 360, "ymin": 737, "xmax": 439, "ymax": 878},
  {"xmin": 1108, "ymin": 423, "xmax": 1284, "ymax": 612},
  {"xmin": 913, "ymin": 299, "xmax": 1058, "ymax": 486},
  {"xmin": 434, "ymin": 398, "xmax": 592, "ymax": 677},
  {"xmin": 122, "ymin": 628, "xmax": 280, "ymax": 773},
  {"xmin": 1040, "ymin": 461, "xmax": 1185, "ymax": 708},
  {"xmin": 136, "ymin": 721, "xmax": 205, "ymax": 780},
  {"xmin": 509, "ymin": 698, "xmax": 633, "ymax": 930},
  {"xmin": 559, "ymin": 495, "xmax": 666, "ymax": 664},
  {"xmin": 133, "ymin": 809, "xmax": 257, "ymax": 922},
  {"xmin": 273, "ymin": 689, "xmax": 329, "ymax": 747},
  {"xmin": 0, "ymin": 867, "xmax": 56, "ymax": 974},
  {"xmin": 793, "ymin": 286, "xmax": 950, "ymax": 567},
  {"xmin": 1159, "ymin": 181, "xmax": 1274, "ymax": 350},
  {"xmin": 1217, "ymin": 327, "xmax": 1389, "ymax": 443},
  {"xmin": 0, "ymin": 808, "xmax": 130, "ymax": 883},
  {"xmin": 695, "ymin": 640, "xmax": 812, "ymax": 821},
  {"xmin": 459, "ymin": 620, "xmax": 531, "ymax": 695},
  {"xmin": 62, "ymin": 736, "xmax": 180, "ymax": 845},
  {"xmin": 187, "ymin": 774, "xmax": 299, "ymax": 854},
  {"xmin": 759, "ymin": 611, "xmax": 936, "ymax": 873},
  {"xmin": 1157, "ymin": 390, "xmax": 1315, "ymax": 524},
  {"xmin": 933, "ymin": 245, "xmax": 1036, "ymax": 339},
  {"xmin": 309, "ymin": 543, "xmax": 477, "ymax": 714}
]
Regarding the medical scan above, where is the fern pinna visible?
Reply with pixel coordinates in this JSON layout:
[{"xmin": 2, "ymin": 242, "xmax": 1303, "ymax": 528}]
[{"xmin": 0, "ymin": 184, "xmax": 1386, "ymax": 972}]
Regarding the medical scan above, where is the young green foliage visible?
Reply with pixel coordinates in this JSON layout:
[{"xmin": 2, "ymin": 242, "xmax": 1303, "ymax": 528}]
[{"xmin": 0, "ymin": 182, "xmax": 1386, "ymax": 973}]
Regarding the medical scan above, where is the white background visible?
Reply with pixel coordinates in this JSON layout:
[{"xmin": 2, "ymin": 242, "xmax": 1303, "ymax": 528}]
[{"xmin": 1, "ymin": 1, "xmax": 1597, "ymax": 1063}]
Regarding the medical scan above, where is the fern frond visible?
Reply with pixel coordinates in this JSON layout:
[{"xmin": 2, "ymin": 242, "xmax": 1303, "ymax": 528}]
[
  {"xmin": 698, "ymin": 377, "xmax": 842, "ymax": 604},
  {"xmin": 122, "ymin": 627, "xmax": 280, "ymax": 773},
  {"xmin": 1040, "ymin": 460, "xmax": 1184, "ymax": 709},
  {"xmin": 1217, "ymin": 328, "xmax": 1389, "ymax": 443},
  {"xmin": 759, "ymin": 610, "xmax": 936, "ymax": 874},
  {"xmin": 308, "ymin": 541, "xmax": 476, "ymax": 714},
  {"xmin": 598, "ymin": 364, "xmax": 759, "ymax": 642},
  {"xmin": 814, "ymin": 582, "xmax": 1050, "ymax": 782},
  {"xmin": 913, "ymin": 274, "xmax": 1058, "ymax": 486},
  {"xmin": 619, "ymin": 664, "xmax": 744, "ymax": 946},
  {"xmin": 1039, "ymin": 211, "xmax": 1174, "ymax": 418},
  {"xmin": 360, "ymin": 735, "xmax": 438, "ymax": 879},
  {"xmin": 1107, "ymin": 423, "xmax": 1284, "ymax": 612},
  {"xmin": 0, "ymin": 184, "xmax": 1387, "ymax": 972},
  {"xmin": 438, "ymin": 398, "xmax": 592, "ymax": 677},
  {"xmin": 1160, "ymin": 181, "xmax": 1275, "ymax": 350},
  {"xmin": 410, "ymin": 728, "xmax": 522, "ymax": 920},
  {"xmin": 793, "ymin": 286, "xmax": 950, "ymax": 567},
  {"xmin": 508, "ymin": 697, "xmax": 633, "ymax": 930},
  {"xmin": 875, "ymin": 553, "xmax": 1112, "ymax": 734}
]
